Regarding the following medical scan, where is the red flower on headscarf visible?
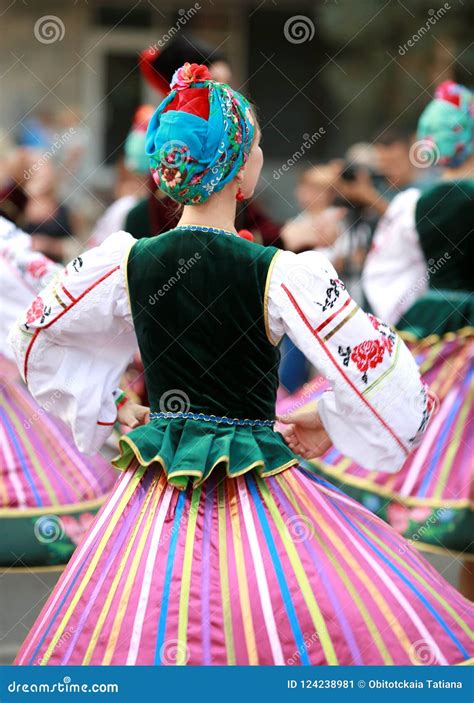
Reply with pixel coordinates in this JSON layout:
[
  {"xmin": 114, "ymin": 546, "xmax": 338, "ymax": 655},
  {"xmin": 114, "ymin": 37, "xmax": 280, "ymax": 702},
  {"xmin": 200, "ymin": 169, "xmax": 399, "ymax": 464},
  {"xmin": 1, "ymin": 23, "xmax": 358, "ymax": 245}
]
[
  {"xmin": 435, "ymin": 80, "xmax": 461, "ymax": 108},
  {"xmin": 350, "ymin": 339, "xmax": 385, "ymax": 373},
  {"xmin": 171, "ymin": 63, "xmax": 212, "ymax": 90},
  {"xmin": 26, "ymin": 296, "xmax": 45, "ymax": 325}
]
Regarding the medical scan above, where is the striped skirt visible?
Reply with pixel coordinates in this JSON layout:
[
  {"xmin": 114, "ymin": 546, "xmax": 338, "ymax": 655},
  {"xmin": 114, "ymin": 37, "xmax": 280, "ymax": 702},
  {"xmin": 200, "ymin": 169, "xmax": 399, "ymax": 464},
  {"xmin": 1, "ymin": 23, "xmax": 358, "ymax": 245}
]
[
  {"xmin": 278, "ymin": 334, "xmax": 474, "ymax": 558},
  {"xmin": 0, "ymin": 356, "xmax": 118, "ymax": 567},
  {"xmin": 15, "ymin": 460, "xmax": 473, "ymax": 665}
]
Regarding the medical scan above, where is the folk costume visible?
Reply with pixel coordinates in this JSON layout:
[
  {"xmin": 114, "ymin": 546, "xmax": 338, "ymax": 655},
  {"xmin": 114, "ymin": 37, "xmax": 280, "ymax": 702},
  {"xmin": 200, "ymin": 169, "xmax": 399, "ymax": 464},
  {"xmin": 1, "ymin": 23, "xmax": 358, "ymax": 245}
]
[
  {"xmin": 0, "ymin": 217, "xmax": 117, "ymax": 568},
  {"xmin": 284, "ymin": 81, "xmax": 474, "ymax": 560},
  {"xmin": 11, "ymin": 66, "xmax": 473, "ymax": 665}
]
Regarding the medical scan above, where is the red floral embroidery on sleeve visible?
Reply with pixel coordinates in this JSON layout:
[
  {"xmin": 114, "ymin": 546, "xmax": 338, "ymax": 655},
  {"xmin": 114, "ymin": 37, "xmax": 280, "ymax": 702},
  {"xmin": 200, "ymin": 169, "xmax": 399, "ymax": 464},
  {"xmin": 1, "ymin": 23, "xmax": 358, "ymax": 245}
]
[
  {"xmin": 26, "ymin": 297, "xmax": 45, "ymax": 324},
  {"xmin": 338, "ymin": 314, "xmax": 396, "ymax": 384},
  {"xmin": 351, "ymin": 339, "xmax": 385, "ymax": 376},
  {"xmin": 25, "ymin": 296, "xmax": 51, "ymax": 327}
]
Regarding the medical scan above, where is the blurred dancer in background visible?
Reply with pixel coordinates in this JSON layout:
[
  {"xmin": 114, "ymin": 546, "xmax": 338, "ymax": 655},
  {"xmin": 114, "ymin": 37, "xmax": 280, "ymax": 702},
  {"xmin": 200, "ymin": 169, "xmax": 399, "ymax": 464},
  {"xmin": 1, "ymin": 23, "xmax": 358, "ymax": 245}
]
[{"xmin": 282, "ymin": 80, "xmax": 474, "ymax": 598}]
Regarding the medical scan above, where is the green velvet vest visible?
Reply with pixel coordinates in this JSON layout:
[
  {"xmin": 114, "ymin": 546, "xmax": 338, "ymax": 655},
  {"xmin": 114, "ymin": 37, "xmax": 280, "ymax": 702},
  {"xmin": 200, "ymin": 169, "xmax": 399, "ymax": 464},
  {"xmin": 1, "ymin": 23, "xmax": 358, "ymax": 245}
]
[
  {"xmin": 113, "ymin": 226, "xmax": 297, "ymax": 487},
  {"xmin": 398, "ymin": 180, "xmax": 474, "ymax": 338}
]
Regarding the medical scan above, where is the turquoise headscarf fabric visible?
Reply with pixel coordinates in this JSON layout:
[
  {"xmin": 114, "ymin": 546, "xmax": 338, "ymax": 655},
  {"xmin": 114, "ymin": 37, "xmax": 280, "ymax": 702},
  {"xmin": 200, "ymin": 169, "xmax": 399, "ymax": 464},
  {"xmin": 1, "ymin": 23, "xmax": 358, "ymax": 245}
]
[
  {"xmin": 145, "ymin": 63, "xmax": 255, "ymax": 204},
  {"xmin": 417, "ymin": 80, "xmax": 473, "ymax": 167},
  {"xmin": 124, "ymin": 105, "xmax": 154, "ymax": 175},
  {"xmin": 124, "ymin": 131, "xmax": 149, "ymax": 174}
]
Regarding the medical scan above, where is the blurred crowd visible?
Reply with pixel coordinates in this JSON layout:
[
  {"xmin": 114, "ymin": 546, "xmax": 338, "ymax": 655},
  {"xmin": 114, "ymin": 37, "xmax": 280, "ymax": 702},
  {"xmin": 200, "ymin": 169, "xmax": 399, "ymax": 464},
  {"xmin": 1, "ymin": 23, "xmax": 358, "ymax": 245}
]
[{"xmin": 0, "ymin": 37, "xmax": 469, "ymax": 395}]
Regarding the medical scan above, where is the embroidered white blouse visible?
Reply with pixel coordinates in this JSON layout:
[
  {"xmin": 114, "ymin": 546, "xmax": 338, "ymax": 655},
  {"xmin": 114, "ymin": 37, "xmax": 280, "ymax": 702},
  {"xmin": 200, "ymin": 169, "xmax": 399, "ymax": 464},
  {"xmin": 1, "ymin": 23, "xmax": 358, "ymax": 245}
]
[
  {"xmin": 0, "ymin": 216, "xmax": 61, "ymax": 360},
  {"xmin": 8, "ymin": 229, "xmax": 430, "ymax": 473}
]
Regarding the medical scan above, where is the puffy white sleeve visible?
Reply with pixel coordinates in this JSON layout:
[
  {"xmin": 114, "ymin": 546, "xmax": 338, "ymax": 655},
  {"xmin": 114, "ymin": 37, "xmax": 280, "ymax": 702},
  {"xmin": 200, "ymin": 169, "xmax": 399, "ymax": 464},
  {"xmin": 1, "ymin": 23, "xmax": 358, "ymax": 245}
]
[
  {"xmin": 8, "ymin": 231, "xmax": 138, "ymax": 454},
  {"xmin": 362, "ymin": 188, "xmax": 427, "ymax": 325},
  {"xmin": 0, "ymin": 216, "xmax": 62, "ymax": 358},
  {"xmin": 267, "ymin": 249, "xmax": 432, "ymax": 472}
]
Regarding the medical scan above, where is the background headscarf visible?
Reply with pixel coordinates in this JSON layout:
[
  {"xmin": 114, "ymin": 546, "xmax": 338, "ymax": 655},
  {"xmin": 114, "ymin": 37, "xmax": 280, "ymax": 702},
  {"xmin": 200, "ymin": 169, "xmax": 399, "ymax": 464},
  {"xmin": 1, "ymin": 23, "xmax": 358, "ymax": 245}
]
[
  {"xmin": 417, "ymin": 80, "xmax": 474, "ymax": 167},
  {"xmin": 145, "ymin": 63, "xmax": 255, "ymax": 204},
  {"xmin": 124, "ymin": 105, "xmax": 154, "ymax": 174}
]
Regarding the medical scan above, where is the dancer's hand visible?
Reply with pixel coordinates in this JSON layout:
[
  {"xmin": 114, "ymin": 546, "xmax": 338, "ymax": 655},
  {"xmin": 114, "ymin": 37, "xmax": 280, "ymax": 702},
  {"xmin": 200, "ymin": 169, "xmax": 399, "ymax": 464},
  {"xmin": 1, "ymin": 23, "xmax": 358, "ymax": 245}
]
[
  {"xmin": 277, "ymin": 408, "xmax": 332, "ymax": 459},
  {"xmin": 117, "ymin": 400, "xmax": 150, "ymax": 428}
]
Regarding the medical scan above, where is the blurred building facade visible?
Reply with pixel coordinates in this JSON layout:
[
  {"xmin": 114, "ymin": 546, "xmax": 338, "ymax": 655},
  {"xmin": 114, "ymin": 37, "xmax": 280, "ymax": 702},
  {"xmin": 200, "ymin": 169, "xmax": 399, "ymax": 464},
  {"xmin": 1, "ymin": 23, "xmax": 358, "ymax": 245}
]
[{"xmin": 1, "ymin": 0, "xmax": 472, "ymax": 219}]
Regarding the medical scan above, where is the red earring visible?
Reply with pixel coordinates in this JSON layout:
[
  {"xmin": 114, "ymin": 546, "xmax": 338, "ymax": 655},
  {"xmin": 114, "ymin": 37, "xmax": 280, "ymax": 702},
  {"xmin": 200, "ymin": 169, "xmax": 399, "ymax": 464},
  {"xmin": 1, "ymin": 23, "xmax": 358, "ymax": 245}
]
[{"xmin": 236, "ymin": 187, "xmax": 245, "ymax": 202}]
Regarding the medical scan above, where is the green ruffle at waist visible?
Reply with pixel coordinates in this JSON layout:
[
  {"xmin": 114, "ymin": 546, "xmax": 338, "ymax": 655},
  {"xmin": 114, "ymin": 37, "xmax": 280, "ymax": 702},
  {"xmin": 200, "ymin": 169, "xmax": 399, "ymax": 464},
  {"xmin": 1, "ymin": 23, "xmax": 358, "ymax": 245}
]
[{"xmin": 112, "ymin": 417, "xmax": 298, "ymax": 490}]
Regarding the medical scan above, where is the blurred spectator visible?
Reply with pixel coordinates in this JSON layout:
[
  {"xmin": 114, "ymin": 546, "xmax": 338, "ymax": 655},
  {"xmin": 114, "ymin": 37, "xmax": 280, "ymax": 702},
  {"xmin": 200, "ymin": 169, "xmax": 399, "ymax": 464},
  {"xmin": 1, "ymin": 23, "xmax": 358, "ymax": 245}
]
[
  {"xmin": 17, "ymin": 108, "xmax": 55, "ymax": 149},
  {"xmin": 0, "ymin": 147, "xmax": 30, "ymax": 225},
  {"xmin": 278, "ymin": 163, "xmax": 347, "ymax": 393},
  {"xmin": 336, "ymin": 128, "xmax": 418, "ymax": 218},
  {"xmin": 280, "ymin": 163, "xmax": 347, "ymax": 255},
  {"xmin": 90, "ymin": 105, "xmax": 154, "ymax": 247},
  {"xmin": 23, "ymin": 160, "xmax": 72, "ymax": 262}
]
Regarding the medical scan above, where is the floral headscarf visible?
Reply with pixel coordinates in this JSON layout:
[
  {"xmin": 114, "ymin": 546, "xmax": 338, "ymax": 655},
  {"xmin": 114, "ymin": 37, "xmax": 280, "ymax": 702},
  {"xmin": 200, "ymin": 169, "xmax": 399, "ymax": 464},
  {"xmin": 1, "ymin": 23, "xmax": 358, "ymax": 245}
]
[
  {"xmin": 145, "ymin": 63, "xmax": 255, "ymax": 204},
  {"xmin": 417, "ymin": 80, "xmax": 474, "ymax": 167}
]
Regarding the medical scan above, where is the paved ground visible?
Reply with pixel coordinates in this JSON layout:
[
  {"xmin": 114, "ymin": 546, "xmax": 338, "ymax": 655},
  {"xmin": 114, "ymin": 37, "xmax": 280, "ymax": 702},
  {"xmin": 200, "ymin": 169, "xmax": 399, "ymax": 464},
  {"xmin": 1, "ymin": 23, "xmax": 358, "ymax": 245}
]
[{"xmin": 0, "ymin": 552, "xmax": 462, "ymax": 665}]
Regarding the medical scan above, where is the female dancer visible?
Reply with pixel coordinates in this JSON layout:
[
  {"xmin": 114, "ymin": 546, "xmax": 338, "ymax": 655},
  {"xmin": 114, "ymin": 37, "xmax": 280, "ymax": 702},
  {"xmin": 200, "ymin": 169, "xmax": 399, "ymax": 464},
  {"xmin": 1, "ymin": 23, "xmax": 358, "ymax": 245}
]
[
  {"xmin": 281, "ymin": 80, "xmax": 473, "ymax": 596},
  {"xmin": 10, "ymin": 64, "xmax": 473, "ymax": 665},
  {"xmin": 0, "ymin": 215, "xmax": 117, "ymax": 568}
]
